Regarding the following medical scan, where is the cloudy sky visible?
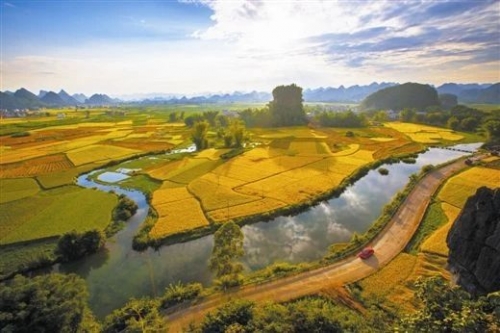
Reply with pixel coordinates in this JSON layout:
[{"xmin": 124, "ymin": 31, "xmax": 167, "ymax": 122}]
[{"xmin": 1, "ymin": 0, "xmax": 499, "ymax": 96}]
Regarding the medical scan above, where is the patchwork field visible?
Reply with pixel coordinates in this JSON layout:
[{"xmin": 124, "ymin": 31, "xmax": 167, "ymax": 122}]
[
  {"xmin": 384, "ymin": 122, "xmax": 464, "ymax": 143},
  {"xmin": 0, "ymin": 186, "xmax": 117, "ymax": 245},
  {"xmin": 0, "ymin": 177, "xmax": 40, "ymax": 203},
  {"xmin": 438, "ymin": 166, "xmax": 500, "ymax": 208}
]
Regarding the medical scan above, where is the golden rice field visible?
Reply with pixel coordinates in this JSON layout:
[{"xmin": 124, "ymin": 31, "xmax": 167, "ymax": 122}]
[
  {"xmin": 0, "ymin": 178, "xmax": 40, "ymax": 203},
  {"xmin": 384, "ymin": 122, "xmax": 464, "ymax": 143},
  {"xmin": 420, "ymin": 222, "xmax": 452, "ymax": 256},
  {"xmin": 66, "ymin": 144, "xmax": 140, "ymax": 166},
  {"xmin": 151, "ymin": 186, "xmax": 193, "ymax": 206},
  {"xmin": 359, "ymin": 253, "xmax": 417, "ymax": 298},
  {"xmin": 207, "ymin": 197, "xmax": 286, "ymax": 223},
  {"xmin": 438, "ymin": 167, "xmax": 500, "ymax": 208},
  {"xmin": 0, "ymin": 154, "xmax": 74, "ymax": 178},
  {"xmin": 149, "ymin": 197, "xmax": 210, "ymax": 238}
]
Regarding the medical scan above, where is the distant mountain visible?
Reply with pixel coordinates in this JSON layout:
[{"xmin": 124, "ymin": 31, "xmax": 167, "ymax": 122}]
[
  {"xmin": 0, "ymin": 92, "xmax": 21, "ymax": 110},
  {"xmin": 72, "ymin": 93, "xmax": 87, "ymax": 103},
  {"xmin": 436, "ymin": 83, "xmax": 498, "ymax": 103},
  {"xmin": 85, "ymin": 93, "xmax": 116, "ymax": 105},
  {"xmin": 38, "ymin": 90, "xmax": 49, "ymax": 98},
  {"xmin": 58, "ymin": 90, "xmax": 79, "ymax": 105},
  {"xmin": 303, "ymin": 82, "xmax": 397, "ymax": 102},
  {"xmin": 40, "ymin": 91, "xmax": 67, "ymax": 106},
  {"xmin": 360, "ymin": 83, "xmax": 440, "ymax": 111},
  {"xmin": 14, "ymin": 88, "xmax": 45, "ymax": 109},
  {"xmin": 476, "ymin": 83, "xmax": 500, "ymax": 104},
  {"xmin": 136, "ymin": 91, "xmax": 271, "ymax": 105}
]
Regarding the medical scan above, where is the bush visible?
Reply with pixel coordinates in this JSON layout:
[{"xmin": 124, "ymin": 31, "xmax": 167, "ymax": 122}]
[
  {"xmin": 56, "ymin": 229, "xmax": 105, "ymax": 262},
  {"xmin": 345, "ymin": 131, "xmax": 355, "ymax": 137},
  {"xmin": 161, "ymin": 282, "xmax": 203, "ymax": 308},
  {"xmin": 378, "ymin": 168, "xmax": 389, "ymax": 175},
  {"xmin": 401, "ymin": 157, "xmax": 417, "ymax": 164},
  {"xmin": 113, "ymin": 195, "xmax": 138, "ymax": 221},
  {"xmin": 103, "ymin": 298, "xmax": 166, "ymax": 333}
]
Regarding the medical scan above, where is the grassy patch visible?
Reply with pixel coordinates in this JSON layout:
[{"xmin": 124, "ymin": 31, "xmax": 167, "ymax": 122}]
[
  {"xmin": 0, "ymin": 239, "xmax": 58, "ymax": 280},
  {"xmin": 0, "ymin": 177, "xmax": 40, "ymax": 203},
  {"xmin": 119, "ymin": 174, "xmax": 162, "ymax": 194},
  {"xmin": 406, "ymin": 201, "xmax": 447, "ymax": 254},
  {"xmin": 0, "ymin": 185, "xmax": 117, "ymax": 245}
]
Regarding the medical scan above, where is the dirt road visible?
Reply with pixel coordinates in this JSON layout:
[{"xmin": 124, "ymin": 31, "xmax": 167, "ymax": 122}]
[{"xmin": 166, "ymin": 158, "xmax": 469, "ymax": 332}]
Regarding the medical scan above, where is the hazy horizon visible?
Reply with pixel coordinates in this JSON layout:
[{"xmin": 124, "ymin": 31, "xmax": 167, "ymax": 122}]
[{"xmin": 2, "ymin": 0, "xmax": 499, "ymax": 96}]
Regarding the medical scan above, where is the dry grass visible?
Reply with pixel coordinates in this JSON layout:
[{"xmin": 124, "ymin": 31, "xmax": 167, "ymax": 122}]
[{"xmin": 149, "ymin": 197, "xmax": 210, "ymax": 238}]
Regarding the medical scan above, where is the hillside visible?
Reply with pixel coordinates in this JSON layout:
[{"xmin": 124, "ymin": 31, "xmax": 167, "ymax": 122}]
[
  {"xmin": 40, "ymin": 91, "xmax": 67, "ymax": 106},
  {"xmin": 360, "ymin": 83, "xmax": 440, "ymax": 111}
]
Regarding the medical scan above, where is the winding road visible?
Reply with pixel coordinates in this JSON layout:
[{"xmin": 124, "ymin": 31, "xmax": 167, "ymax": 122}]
[{"xmin": 166, "ymin": 157, "xmax": 471, "ymax": 332}]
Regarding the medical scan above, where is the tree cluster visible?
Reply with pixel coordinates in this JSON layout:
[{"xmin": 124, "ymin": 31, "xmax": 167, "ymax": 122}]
[
  {"xmin": 113, "ymin": 195, "xmax": 139, "ymax": 221},
  {"xmin": 0, "ymin": 274, "xmax": 99, "ymax": 332},
  {"xmin": 56, "ymin": 229, "xmax": 106, "ymax": 262},
  {"xmin": 268, "ymin": 84, "xmax": 307, "ymax": 127},
  {"xmin": 316, "ymin": 110, "xmax": 367, "ymax": 128}
]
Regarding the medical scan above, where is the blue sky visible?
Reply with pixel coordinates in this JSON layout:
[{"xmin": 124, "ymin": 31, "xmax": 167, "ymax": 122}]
[{"xmin": 1, "ymin": 0, "xmax": 499, "ymax": 97}]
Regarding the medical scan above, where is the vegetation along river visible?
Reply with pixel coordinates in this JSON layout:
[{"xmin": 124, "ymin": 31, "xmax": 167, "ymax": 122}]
[{"xmin": 56, "ymin": 143, "xmax": 481, "ymax": 318}]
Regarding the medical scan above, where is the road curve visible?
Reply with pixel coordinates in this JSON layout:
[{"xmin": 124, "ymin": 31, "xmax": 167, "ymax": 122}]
[{"xmin": 166, "ymin": 158, "xmax": 469, "ymax": 332}]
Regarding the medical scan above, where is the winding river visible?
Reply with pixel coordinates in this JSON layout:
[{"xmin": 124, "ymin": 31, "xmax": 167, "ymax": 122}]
[{"xmin": 56, "ymin": 143, "xmax": 481, "ymax": 318}]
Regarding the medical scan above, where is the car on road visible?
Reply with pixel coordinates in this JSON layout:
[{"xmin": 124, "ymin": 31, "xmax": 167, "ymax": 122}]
[{"xmin": 358, "ymin": 247, "xmax": 375, "ymax": 259}]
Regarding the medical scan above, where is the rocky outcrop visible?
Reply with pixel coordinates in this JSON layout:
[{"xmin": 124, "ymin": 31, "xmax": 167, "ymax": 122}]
[{"xmin": 447, "ymin": 187, "xmax": 500, "ymax": 295}]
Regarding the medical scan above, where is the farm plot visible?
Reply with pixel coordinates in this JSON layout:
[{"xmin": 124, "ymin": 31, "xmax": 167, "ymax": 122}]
[
  {"xmin": 152, "ymin": 186, "xmax": 193, "ymax": 206},
  {"xmin": 384, "ymin": 122, "xmax": 464, "ymax": 143},
  {"xmin": 0, "ymin": 186, "xmax": 117, "ymax": 245},
  {"xmin": 66, "ymin": 144, "xmax": 140, "ymax": 166},
  {"xmin": 149, "ymin": 197, "xmax": 210, "ymax": 238},
  {"xmin": 188, "ymin": 177, "xmax": 259, "ymax": 211},
  {"xmin": 0, "ymin": 178, "xmax": 40, "ymax": 203},
  {"xmin": 148, "ymin": 158, "xmax": 222, "ymax": 184},
  {"xmin": 207, "ymin": 197, "xmax": 286, "ymax": 223},
  {"xmin": 438, "ymin": 167, "xmax": 500, "ymax": 208},
  {"xmin": 0, "ymin": 154, "xmax": 73, "ymax": 178}
]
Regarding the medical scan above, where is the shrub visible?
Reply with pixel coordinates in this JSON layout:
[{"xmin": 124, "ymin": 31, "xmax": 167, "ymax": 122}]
[
  {"xmin": 161, "ymin": 282, "xmax": 203, "ymax": 308},
  {"xmin": 56, "ymin": 229, "xmax": 105, "ymax": 262},
  {"xmin": 378, "ymin": 168, "xmax": 389, "ymax": 175}
]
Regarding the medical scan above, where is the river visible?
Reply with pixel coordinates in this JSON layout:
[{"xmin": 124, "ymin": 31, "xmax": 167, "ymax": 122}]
[{"xmin": 56, "ymin": 143, "xmax": 481, "ymax": 318}]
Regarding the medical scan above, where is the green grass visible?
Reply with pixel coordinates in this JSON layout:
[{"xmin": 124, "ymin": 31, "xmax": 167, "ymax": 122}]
[
  {"xmin": 0, "ymin": 239, "xmax": 58, "ymax": 280},
  {"xmin": 0, "ymin": 185, "xmax": 117, "ymax": 245},
  {"xmin": 0, "ymin": 178, "xmax": 40, "ymax": 203},
  {"xmin": 405, "ymin": 200, "xmax": 447, "ymax": 254},
  {"xmin": 119, "ymin": 174, "xmax": 162, "ymax": 194}
]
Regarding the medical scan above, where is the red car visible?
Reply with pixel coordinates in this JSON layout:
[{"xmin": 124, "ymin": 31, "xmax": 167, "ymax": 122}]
[{"xmin": 358, "ymin": 247, "xmax": 375, "ymax": 259}]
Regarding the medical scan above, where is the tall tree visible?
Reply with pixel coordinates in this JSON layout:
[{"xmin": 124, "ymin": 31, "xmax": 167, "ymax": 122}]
[
  {"xmin": 191, "ymin": 120, "xmax": 209, "ymax": 151},
  {"xmin": 269, "ymin": 84, "xmax": 306, "ymax": 127},
  {"xmin": 209, "ymin": 221, "xmax": 244, "ymax": 289}
]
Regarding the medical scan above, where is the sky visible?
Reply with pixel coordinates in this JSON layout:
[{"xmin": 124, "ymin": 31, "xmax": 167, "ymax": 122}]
[{"xmin": 1, "ymin": 0, "xmax": 499, "ymax": 97}]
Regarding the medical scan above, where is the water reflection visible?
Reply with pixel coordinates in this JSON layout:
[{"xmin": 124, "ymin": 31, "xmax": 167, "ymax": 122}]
[{"xmin": 68, "ymin": 143, "xmax": 479, "ymax": 317}]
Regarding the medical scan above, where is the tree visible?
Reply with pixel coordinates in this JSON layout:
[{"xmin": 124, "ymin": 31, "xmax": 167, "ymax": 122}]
[
  {"xmin": 114, "ymin": 195, "xmax": 139, "ymax": 221},
  {"xmin": 204, "ymin": 111, "xmax": 219, "ymax": 127},
  {"xmin": 191, "ymin": 120, "xmax": 210, "ymax": 151},
  {"xmin": 103, "ymin": 298, "xmax": 167, "ymax": 333},
  {"xmin": 447, "ymin": 116, "xmax": 460, "ymax": 130},
  {"xmin": 168, "ymin": 112, "xmax": 178, "ymax": 123},
  {"xmin": 484, "ymin": 119, "xmax": 500, "ymax": 140},
  {"xmin": 372, "ymin": 110, "xmax": 388, "ymax": 122},
  {"xmin": 398, "ymin": 276, "xmax": 491, "ymax": 332},
  {"xmin": 56, "ymin": 229, "xmax": 105, "ymax": 261},
  {"xmin": 0, "ymin": 274, "xmax": 99, "ymax": 332},
  {"xmin": 400, "ymin": 108, "xmax": 416, "ymax": 122},
  {"xmin": 269, "ymin": 84, "xmax": 306, "ymax": 127},
  {"xmin": 460, "ymin": 116, "xmax": 478, "ymax": 131},
  {"xmin": 229, "ymin": 119, "xmax": 245, "ymax": 148},
  {"xmin": 200, "ymin": 300, "xmax": 254, "ymax": 333},
  {"xmin": 209, "ymin": 221, "xmax": 244, "ymax": 289}
]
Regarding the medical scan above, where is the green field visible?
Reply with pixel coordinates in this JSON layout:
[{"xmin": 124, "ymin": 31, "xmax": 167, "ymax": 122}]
[
  {"xmin": 0, "ymin": 178, "xmax": 40, "ymax": 203},
  {"xmin": 0, "ymin": 185, "xmax": 117, "ymax": 245}
]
